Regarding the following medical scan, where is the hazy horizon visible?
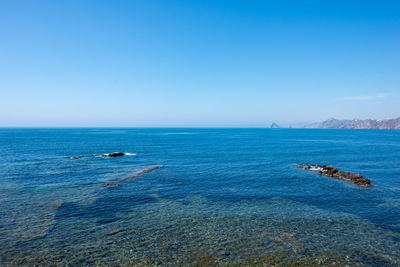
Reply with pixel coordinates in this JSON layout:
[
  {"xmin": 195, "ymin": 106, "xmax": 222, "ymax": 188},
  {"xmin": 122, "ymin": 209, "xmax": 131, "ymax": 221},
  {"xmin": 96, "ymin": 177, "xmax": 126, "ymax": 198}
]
[{"xmin": 1, "ymin": 0, "xmax": 399, "ymax": 127}]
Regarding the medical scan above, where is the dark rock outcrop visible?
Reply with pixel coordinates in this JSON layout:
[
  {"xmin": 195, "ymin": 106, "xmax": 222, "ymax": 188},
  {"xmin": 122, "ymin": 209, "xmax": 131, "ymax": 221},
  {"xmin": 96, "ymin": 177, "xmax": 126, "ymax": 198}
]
[
  {"xmin": 101, "ymin": 152, "xmax": 126, "ymax": 158},
  {"xmin": 297, "ymin": 164, "xmax": 372, "ymax": 187}
]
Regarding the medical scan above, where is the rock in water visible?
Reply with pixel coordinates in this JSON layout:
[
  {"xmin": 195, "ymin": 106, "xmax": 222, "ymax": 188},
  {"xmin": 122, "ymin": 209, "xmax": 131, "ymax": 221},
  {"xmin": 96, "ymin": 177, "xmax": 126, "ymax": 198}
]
[
  {"xmin": 101, "ymin": 152, "xmax": 126, "ymax": 157},
  {"xmin": 69, "ymin": 152, "xmax": 130, "ymax": 159},
  {"xmin": 297, "ymin": 164, "xmax": 372, "ymax": 187},
  {"xmin": 270, "ymin": 122, "xmax": 280, "ymax": 128}
]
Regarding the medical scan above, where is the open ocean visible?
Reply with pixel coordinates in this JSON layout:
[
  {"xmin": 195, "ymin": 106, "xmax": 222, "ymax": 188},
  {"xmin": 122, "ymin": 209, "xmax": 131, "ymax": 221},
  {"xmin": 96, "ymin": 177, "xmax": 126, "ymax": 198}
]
[{"xmin": 0, "ymin": 128, "xmax": 399, "ymax": 266}]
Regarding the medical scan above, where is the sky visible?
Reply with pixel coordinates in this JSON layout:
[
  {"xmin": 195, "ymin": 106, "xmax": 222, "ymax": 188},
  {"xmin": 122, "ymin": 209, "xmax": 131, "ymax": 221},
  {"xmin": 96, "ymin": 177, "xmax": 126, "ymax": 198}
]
[{"xmin": 0, "ymin": 0, "xmax": 399, "ymax": 127}]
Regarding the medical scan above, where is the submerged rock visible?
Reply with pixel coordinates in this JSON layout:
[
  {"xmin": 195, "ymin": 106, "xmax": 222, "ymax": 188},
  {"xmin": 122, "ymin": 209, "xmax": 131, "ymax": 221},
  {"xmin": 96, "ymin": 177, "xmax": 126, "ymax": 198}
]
[
  {"xmin": 297, "ymin": 164, "xmax": 372, "ymax": 187},
  {"xmin": 121, "ymin": 166, "xmax": 163, "ymax": 181},
  {"xmin": 136, "ymin": 166, "xmax": 163, "ymax": 175},
  {"xmin": 102, "ymin": 183, "xmax": 120, "ymax": 188}
]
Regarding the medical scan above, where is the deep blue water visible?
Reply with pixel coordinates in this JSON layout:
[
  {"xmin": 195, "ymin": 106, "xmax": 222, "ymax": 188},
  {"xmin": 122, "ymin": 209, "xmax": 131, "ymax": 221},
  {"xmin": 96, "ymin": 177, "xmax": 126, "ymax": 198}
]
[{"xmin": 0, "ymin": 128, "xmax": 399, "ymax": 266}]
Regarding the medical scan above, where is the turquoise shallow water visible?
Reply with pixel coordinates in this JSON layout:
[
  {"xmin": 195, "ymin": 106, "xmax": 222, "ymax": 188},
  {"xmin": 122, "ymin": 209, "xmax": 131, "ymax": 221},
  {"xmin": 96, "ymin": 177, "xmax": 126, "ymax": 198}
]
[{"xmin": 0, "ymin": 128, "xmax": 399, "ymax": 266}]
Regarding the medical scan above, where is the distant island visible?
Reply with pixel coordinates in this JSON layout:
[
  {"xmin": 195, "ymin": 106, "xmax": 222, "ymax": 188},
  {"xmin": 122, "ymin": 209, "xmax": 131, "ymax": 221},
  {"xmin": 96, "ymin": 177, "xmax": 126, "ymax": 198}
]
[
  {"xmin": 304, "ymin": 117, "xmax": 400, "ymax": 129},
  {"xmin": 270, "ymin": 122, "xmax": 281, "ymax": 128}
]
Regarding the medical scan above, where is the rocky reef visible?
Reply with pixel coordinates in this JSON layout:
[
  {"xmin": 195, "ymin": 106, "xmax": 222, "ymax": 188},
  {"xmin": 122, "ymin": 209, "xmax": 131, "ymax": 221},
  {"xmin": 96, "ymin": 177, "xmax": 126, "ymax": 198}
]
[
  {"xmin": 121, "ymin": 166, "xmax": 163, "ymax": 181},
  {"xmin": 102, "ymin": 166, "xmax": 163, "ymax": 188},
  {"xmin": 102, "ymin": 183, "xmax": 121, "ymax": 188},
  {"xmin": 297, "ymin": 164, "xmax": 372, "ymax": 187}
]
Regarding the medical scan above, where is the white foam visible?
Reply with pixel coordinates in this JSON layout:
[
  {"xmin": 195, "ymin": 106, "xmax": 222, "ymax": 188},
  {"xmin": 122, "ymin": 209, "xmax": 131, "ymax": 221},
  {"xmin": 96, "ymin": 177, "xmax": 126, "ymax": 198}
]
[{"xmin": 309, "ymin": 166, "xmax": 323, "ymax": 171}]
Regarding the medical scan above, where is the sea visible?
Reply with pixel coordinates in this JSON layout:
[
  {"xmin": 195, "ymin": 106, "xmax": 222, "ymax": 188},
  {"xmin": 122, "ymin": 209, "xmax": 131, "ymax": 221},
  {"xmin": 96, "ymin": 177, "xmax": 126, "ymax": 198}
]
[{"xmin": 0, "ymin": 128, "xmax": 399, "ymax": 266}]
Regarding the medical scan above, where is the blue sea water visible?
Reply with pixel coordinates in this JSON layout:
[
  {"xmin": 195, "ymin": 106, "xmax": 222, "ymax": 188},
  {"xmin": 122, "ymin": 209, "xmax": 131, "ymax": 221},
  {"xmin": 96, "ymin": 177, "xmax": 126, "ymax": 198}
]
[{"xmin": 0, "ymin": 128, "xmax": 399, "ymax": 266}]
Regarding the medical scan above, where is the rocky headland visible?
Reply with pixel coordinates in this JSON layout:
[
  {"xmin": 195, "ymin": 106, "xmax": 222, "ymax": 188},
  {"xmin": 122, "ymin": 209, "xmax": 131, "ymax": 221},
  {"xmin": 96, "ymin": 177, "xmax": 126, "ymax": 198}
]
[{"xmin": 305, "ymin": 117, "xmax": 400, "ymax": 129}]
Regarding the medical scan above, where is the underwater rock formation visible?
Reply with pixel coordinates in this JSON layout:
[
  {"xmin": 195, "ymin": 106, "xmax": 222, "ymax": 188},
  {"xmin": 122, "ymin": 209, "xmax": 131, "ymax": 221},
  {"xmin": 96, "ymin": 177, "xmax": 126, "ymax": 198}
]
[
  {"xmin": 102, "ymin": 183, "xmax": 121, "ymax": 188},
  {"xmin": 121, "ymin": 166, "xmax": 163, "ymax": 181}
]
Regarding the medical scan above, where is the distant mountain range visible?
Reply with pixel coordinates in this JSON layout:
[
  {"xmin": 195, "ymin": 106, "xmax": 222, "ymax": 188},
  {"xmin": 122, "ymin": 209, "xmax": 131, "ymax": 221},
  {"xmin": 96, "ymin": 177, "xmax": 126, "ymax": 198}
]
[{"xmin": 304, "ymin": 117, "xmax": 400, "ymax": 129}]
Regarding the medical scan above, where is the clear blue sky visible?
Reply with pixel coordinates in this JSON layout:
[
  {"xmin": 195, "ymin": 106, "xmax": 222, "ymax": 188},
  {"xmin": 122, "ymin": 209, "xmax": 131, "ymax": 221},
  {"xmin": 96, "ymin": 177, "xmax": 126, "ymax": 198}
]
[{"xmin": 0, "ymin": 0, "xmax": 399, "ymax": 127}]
